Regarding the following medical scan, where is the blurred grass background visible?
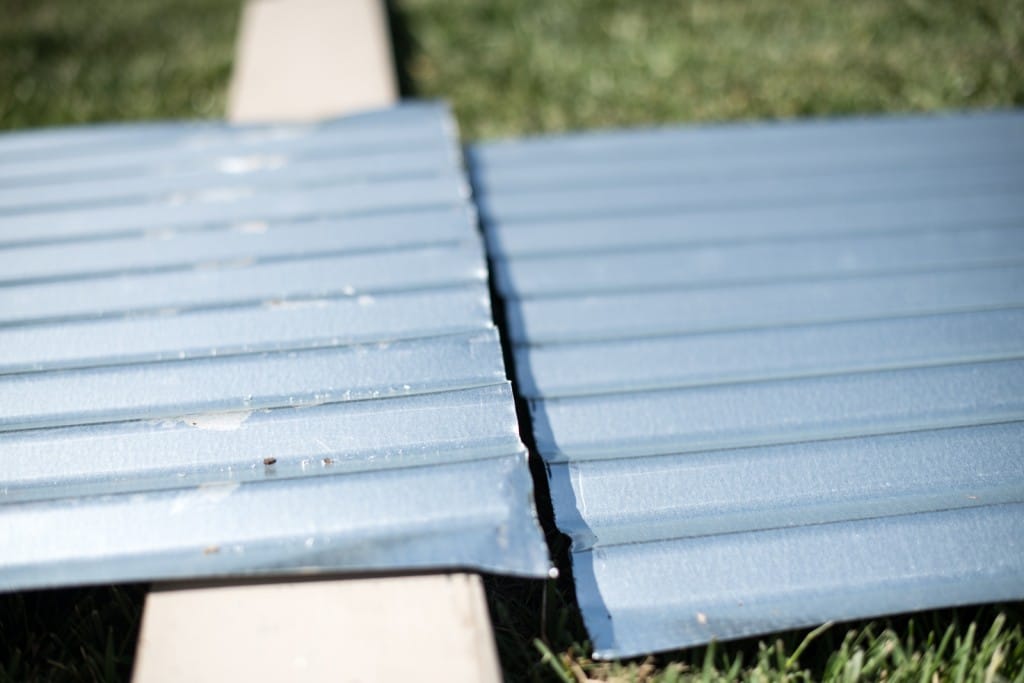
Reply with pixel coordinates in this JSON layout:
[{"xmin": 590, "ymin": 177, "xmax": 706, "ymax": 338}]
[
  {"xmin": 394, "ymin": 0, "xmax": 1024, "ymax": 138},
  {"xmin": 3, "ymin": 0, "xmax": 1022, "ymax": 135},
  {"xmin": 0, "ymin": 0, "xmax": 238, "ymax": 129},
  {"xmin": 1, "ymin": 0, "xmax": 1023, "ymax": 680}
]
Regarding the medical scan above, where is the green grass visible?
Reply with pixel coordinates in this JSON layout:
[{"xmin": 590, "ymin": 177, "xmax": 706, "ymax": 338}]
[
  {"xmin": 0, "ymin": 0, "xmax": 239, "ymax": 129},
  {"xmin": 486, "ymin": 573, "xmax": 1024, "ymax": 682},
  {"xmin": 2, "ymin": 0, "xmax": 1024, "ymax": 680},
  {"xmin": 394, "ymin": 0, "xmax": 1024, "ymax": 139}
]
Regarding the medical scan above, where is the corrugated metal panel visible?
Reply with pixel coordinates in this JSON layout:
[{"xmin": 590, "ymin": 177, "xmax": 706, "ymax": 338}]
[
  {"xmin": 0, "ymin": 102, "xmax": 549, "ymax": 591},
  {"xmin": 0, "ymin": 102, "xmax": 454, "ymax": 183},
  {"xmin": 473, "ymin": 110, "xmax": 1024, "ymax": 658}
]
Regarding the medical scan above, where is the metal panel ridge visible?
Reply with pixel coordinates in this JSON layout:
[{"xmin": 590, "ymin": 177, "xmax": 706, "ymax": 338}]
[
  {"xmin": 0, "ymin": 101, "xmax": 549, "ymax": 591},
  {"xmin": 474, "ymin": 109, "xmax": 1024, "ymax": 657}
]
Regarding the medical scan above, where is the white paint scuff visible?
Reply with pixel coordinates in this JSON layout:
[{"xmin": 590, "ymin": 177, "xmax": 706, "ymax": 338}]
[{"xmin": 182, "ymin": 410, "xmax": 253, "ymax": 431}]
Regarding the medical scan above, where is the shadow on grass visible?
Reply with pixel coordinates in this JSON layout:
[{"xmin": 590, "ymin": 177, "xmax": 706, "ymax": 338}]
[
  {"xmin": 0, "ymin": 584, "xmax": 146, "ymax": 683},
  {"xmin": 384, "ymin": 0, "xmax": 421, "ymax": 99}
]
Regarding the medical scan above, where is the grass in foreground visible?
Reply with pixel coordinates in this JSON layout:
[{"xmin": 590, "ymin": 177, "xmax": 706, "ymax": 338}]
[
  {"xmin": 487, "ymin": 575, "xmax": 1024, "ymax": 682},
  {"xmin": 1, "ymin": 580, "xmax": 1021, "ymax": 683},
  {"xmin": 2, "ymin": 0, "xmax": 1024, "ymax": 680}
]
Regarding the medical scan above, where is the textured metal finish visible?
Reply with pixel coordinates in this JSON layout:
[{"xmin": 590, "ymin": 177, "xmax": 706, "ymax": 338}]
[
  {"xmin": 477, "ymin": 162, "xmax": 1023, "ymax": 224},
  {"xmin": 0, "ymin": 102, "xmax": 453, "ymax": 183},
  {"xmin": 531, "ymin": 359, "xmax": 1024, "ymax": 461},
  {"xmin": 0, "ymin": 243, "xmax": 485, "ymax": 325},
  {"xmin": 515, "ymin": 308, "xmax": 1024, "ymax": 398},
  {"xmin": 505, "ymin": 266, "xmax": 1024, "ymax": 344},
  {"xmin": 485, "ymin": 192, "xmax": 1024, "ymax": 257},
  {"xmin": 0, "ymin": 206, "xmax": 475, "ymax": 285},
  {"xmin": 578, "ymin": 503, "xmax": 1024, "ymax": 658},
  {"xmin": 2, "ymin": 331, "xmax": 505, "ymax": 431},
  {"xmin": 494, "ymin": 227, "xmax": 1024, "ymax": 298},
  {"xmin": 548, "ymin": 422, "xmax": 1024, "ymax": 549},
  {"xmin": 3, "ymin": 454, "xmax": 547, "ymax": 591},
  {"xmin": 0, "ymin": 175, "xmax": 467, "ymax": 247},
  {"xmin": 0, "ymin": 102, "xmax": 548, "ymax": 591},
  {"xmin": 0, "ymin": 146, "xmax": 458, "ymax": 214},
  {"xmin": 0, "ymin": 286, "xmax": 493, "ymax": 374},
  {"xmin": 475, "ymin": 109, "xmax": 1024, "ymax": 657},
  {"xmin": 3, "ymin": 384, "xmax": 521, "ymax": 503}
]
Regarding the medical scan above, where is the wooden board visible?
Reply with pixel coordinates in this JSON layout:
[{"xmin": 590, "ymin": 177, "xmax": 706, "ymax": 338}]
[
  {"xmin": 133, "ymin": 574, "xmax": 502, "ymax": 682},
  {"xmin": 135, "ymin": 4, "xmax": 506, "ymax": 681},
  {"xmin": 228, "ymin": 0, "xmax": 398, "ymax": 122}
]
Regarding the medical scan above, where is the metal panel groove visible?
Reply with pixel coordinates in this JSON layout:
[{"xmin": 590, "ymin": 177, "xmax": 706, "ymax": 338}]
[
  {"xmin": 548, "ymin": 421, "xmax": 1024, "ymax": 549},
  {"xmin": 577, "ymin": 503, "xmax": 1024, "ymax": 658},
  {"xmin": 0, "ymin": 206, "xmax": 476, "ymax": 286},
  {"xmin": 529, "ymin": 359, "xmax": 1024, "ymax": 462},
  {"xmin": 0, "ymin": 146, "xmax": 460, "ymax": 215},
  {"xmin": 0, "ymin": 174, "xmax": 468, "ymax": 248},
  {"xmin": 485, "ymin": 191, "xmax": 1024, "ymax": 256},
  {"xmin": 506, "ymin": 266, "xmax": 1024, "ymax": 345},
  {"xmin": 0, "ymin": 285, "xmax": 494, "ymax": 374},
  {"xmin": 493, "ymin": 226, "xmax": 1024, "ymax": 299},
  {"xmin": 0, "ymin": 103, "xmax": 456, "ymax": 183},
  {"xmin": 0, "ymin": 242, "xmax": 487, "ymax": 326},
  {"xmin": 477, "ymin": 162, "xmax": 1023, "ymax": 225},
  {"xmin": 2, "ymin": 384, "xmax": 522, "ymax": 503},
  {"xmin": 1, "ymin": 330, "xmax": 505, "ymax": 431}
]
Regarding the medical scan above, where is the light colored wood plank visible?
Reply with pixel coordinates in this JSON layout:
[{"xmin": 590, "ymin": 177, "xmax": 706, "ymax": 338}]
[
  {"xmin": 228, "ymin": 0, "xmax": 398, "ymax": 122},
  {"xmin": 136, "ymin": 9, "xmax": 504, "ymax": 683},
  {"xmin": 133, "ymin": 573, "xmax": 502, "ymax": 682}
]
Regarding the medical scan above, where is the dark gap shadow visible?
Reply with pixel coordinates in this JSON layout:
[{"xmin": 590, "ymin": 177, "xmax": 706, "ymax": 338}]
[
  {"xmin": 383, "ymin": 1, "xmax": 420, "ymax": 98},
  {"xmin": 465, "ymin": 146, "xmax": 597, "ymax": 678}
]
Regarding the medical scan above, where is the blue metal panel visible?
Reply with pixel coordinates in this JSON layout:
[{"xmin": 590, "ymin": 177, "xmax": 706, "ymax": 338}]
[
  {"xmin": 514, "ymin": 308, "xmax": 1024, "ymax": 398},
  {"xmin": 0, "ymin": 174, "xmax": 467, "ymax": 247},
  {"xmin": 0, "ymin": 206, "xmax": 476, "ymax": 285},
  {"xmin": 485, "ymin": 191, "xmax": 1024, "ymax": 258},
  {"xmin": 548, "ymin": 421, "xmax": 1024, "ymax": 549},
  {"xmin": 531, "ymin": 359, "xmax": 1024, "ymax": 461},
  {"xmin": 0, "ymin": 145, "xmax": 459, "ymax": 214},
  {"xmin": 1, "ymin": 330, "xmax": 505, "ymax": 431},
  {"xmin": 475, "ymin": 109, "xmax": 1024, "ymax": 658},
  {"xmin": 0, "ymin": 243, "xmax": 486, "ymax": 325},
  {"xmin": 0, "ymin": 102, "xmax": 549, "ymax": 591},
  {"xmin": 468, "ymin": 109, "xmax": 1024, "ymax": 168},
  {"xmin": 0, "ymin": 286, "xmax": 493, "ymax": 373},
  {"xmin": 476, "ymin": 162, "xmax": 1023, "ymax": 225},
  {"xmin": 0, "ymin": 101, "xmax": 446, "ymax": 157},
  {"xmin": 2, "ymin": 453, "xmax": 548, "ymax": 591},
  {"xmin": 493, "ymin": 227, "xmax": 1024, "ymax": 298},
  {"xmin": 506, "ymin": 266, "xmax": 1024, "ymax": 344},
  {"xmin": 471, "ymin": 139, "xmax": 1024, "ymax": 193},
  {"xmin": 0, "ymin": 102, "xmax": 454, "ymax": 183},
  {"xmin": 578, "ymin": 503, "xmax": 1024, "ymax": 658}
]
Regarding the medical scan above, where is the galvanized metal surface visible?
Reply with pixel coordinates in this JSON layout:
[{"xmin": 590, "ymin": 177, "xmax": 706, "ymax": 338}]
[
  {"xmin": 0, "ymin": 174, "xmax": 467, "ymax": 247},
  {"xmin": 474, "ymin": 109, "xmax": 1024, "ymax": 658},
  {"xmin": 0, "ymin": 102, "xmax": 454, "ymax": 183},
  {"xmin": 0, "ymin": 206, "xmax": 476, "ymax": 285},
  {"xmin": 0, "ymin": 102, "xmax": 549, "ymax": 591}
]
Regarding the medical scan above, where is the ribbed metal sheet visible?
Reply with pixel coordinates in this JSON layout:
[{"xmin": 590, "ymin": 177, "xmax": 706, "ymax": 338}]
[
  {"xmin": 473, "ymin": 110, "xmax": 1024, "ymax": 658},
  {"xmin": 0, "ymin": 102, "xmax": 549, "ymax": 591}
]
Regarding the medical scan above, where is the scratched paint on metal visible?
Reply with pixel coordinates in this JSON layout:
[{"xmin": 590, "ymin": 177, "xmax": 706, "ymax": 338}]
[
  {"xmin": 473, "ymin": 109, "xmax": 1024, "ymax": 658},
  {"xmin": 0, "ymin": 102, "xmax": 549, "ymax": 591}
]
